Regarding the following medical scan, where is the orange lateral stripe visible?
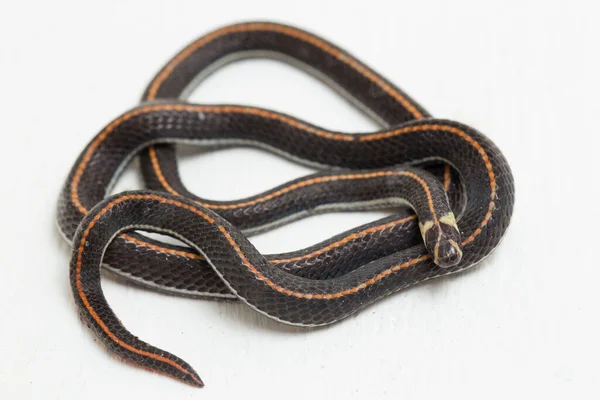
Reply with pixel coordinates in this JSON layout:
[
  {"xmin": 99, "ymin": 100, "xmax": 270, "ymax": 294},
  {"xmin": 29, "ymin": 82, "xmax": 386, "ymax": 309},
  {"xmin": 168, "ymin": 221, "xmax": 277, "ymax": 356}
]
[
  {"xmin": 270, "ymin": 215, "xmax": 416, "ymax": 264},
  {"xmin": 148, "ymin": 148, "xmax": 424, "ymax": 261},
  {"xmin": 70, "ymin": 103, "xmax": 358, "ymax": 214},
  {"xmin": 120, "ymin": 233, "xmax": 202, "ymax": 260},
  {"xmin": 218, "ymin": 225, "xmax": 430, "ymax": 299},
  {"xmin": 78, "ymin": 194, "xmax": 427, "ymax": 312},
  {"xmin": 148, "ymin": 147, "xmax": 180, "ymax": 196},
  {"xmin": 76, "ymin": 195, "xmax": 210, "ymax": 385},
  {"xmin": 400, "ymin": 170, "xmax": 438, "ymax": 226},
  {"xmin": 146, "ymin": 22, "xmax": 424, "ymax": 120},
  {"xmin": 150, "ymin": 152, "xmax": 436, "ymax": 212},
  {"xmin": 72, "ymin": 108, "xmax": 495, "ymax": 257},
  {"xmin": 75, "ymin": 193, "xmax": 431, "ymax": 369},
  {"xmin": 147, "ymin": 154, "xmax": 431, "ymax": 262},
  {"xmin": 359, "ymin": 124, "xmax": 496, "ymax": 245},
  {"xmin": 121, "ymin": 214, "xmax": 417, "ymax": 264},
  {"xmin": 443, "ymin": 165, "xmax": 451, "ymax": 192}
]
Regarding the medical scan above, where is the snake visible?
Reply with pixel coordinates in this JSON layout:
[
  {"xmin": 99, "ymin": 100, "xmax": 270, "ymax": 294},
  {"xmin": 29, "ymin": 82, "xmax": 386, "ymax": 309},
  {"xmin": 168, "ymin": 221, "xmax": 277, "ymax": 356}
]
[{"xmin": 57, "ymin": 22, "xmax": 515, "ymax": 387}]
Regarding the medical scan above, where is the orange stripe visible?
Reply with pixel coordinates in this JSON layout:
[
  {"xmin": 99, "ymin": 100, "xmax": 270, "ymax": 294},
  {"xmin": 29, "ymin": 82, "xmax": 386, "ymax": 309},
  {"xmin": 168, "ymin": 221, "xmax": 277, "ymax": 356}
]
[
  {"xmin": 138, "ymin": 157, "xmax": 432, "ymax": 263},
  {"xmin": 72, "ymin": 107, "xmax": 495, "ymax": 257},
  {"xmin": 120, "ymin": 233, "xmax": 202, "ymax": 260},
  {"xmin": 150, "ymin": 151, "xmax": 436, "ymax": 213},
  {"xmin": 145, "ymin": 22, "xmax": 424, "ymax": 120},
  {"xmin": 270, "ymin": 215, "xmax": 416, "ymax": 264},
  {"xmin": 76, "ymin": 195, "xmax": 209, "ymax": 385},
  {"xmin": 71, "ymin": 103, "xmax": 354, "ymax": 214},
  {"xmin": 148, "ymin": 147, "xmax": 180, "ymax": 196},
  {"xmin": 359, "ymin": 124, "xmax": 496, "ymax": 245},
  {"xmin": 77, "ymin": 194, "xmax": 427, "ymax": 312},
  {"xmin": 122, "ymin": 215, "xmax": 418, "ymax": 264},
  {"xmin": 218, "ymin": 225, "xmax": 430, "ymax": 299},
  {"xmin": 443, "ymin": 165, "xmax": 451, "ymax": 192},
  {"xmin": 76, "ymin": 194, "xmax": 429, "ymax": 367},
  {"xmin": 71, "ymin": 103, "xmax": 357, "ymax": 214},
  {"xmin": 400, "ymin": 170, "xmax": 438, "ymax": 226}
]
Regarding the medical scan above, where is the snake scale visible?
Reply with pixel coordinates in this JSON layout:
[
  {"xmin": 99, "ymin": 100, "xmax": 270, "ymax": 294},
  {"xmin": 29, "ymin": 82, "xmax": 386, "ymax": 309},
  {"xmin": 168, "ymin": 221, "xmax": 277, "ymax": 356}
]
[{"xmin": 56, "ymin": 22, "xmax": 515, "ymax": 387}]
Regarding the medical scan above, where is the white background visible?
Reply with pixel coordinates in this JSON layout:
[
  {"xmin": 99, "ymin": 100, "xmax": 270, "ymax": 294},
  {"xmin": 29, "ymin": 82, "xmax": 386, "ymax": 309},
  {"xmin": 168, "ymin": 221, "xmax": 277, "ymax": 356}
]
[{"xmin": 1, "ymin": 0, "xmax": 598, "ymax": 398}]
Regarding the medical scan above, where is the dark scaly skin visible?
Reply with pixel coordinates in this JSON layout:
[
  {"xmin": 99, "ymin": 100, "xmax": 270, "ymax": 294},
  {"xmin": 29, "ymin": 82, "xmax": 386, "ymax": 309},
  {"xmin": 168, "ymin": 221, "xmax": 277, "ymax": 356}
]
[
  {"xmin": 70, "ymin": 171, "xmax": 458, "ymax": 387},
  {"xmin": 58, "ymin": 22, "xmax": 515, "ymax": 386},
  {"xmin": 63, "ymin": 112, "xmax": 513, "ymax": 386},
  {"xmin": 138, "ymin": 21, "xmax": 467, "ymax": 296},
  {"xmin": 56, "ymin": 104, "xmax": 474, "ymax": 286},
  {"xmin": 57, "ymin": 21, "xmax": 471, "ymax": 299}
]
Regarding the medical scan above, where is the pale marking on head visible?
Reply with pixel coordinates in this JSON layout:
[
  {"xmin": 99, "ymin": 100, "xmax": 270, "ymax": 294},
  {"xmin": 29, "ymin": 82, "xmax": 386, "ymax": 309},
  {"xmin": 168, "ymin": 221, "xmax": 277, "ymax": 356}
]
[
  {"xmin": 439, "ymin": 212, "xmax": 459, "ymax": 230},
  {"xmin": 433, "ymin": 240, "xmax": 440, "ymax": 264},
  {"xmin": 419, "ymin": 220, "xmax": 435, "ymax": 243}
]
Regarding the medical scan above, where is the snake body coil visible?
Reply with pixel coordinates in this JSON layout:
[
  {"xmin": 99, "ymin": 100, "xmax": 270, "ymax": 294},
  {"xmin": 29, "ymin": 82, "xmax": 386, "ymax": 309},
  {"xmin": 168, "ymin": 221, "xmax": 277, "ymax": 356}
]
[{"xmin": 57, "ymin": 22, "xmax": 514, "ymax": 387}]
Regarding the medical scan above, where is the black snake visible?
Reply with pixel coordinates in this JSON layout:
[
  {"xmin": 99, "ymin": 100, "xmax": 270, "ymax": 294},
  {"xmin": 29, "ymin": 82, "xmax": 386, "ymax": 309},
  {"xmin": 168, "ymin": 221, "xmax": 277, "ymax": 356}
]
[{"xmin": 57, "ymin": 22, "xmax": 515, "ymax": 387}]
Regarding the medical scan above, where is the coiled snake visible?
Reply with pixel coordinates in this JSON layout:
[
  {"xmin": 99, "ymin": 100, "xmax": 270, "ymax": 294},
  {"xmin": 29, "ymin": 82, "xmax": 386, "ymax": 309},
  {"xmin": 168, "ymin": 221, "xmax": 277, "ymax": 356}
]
[{"xmin": 57, "ymin": 22, "xmax": 515, "ymax": 387}]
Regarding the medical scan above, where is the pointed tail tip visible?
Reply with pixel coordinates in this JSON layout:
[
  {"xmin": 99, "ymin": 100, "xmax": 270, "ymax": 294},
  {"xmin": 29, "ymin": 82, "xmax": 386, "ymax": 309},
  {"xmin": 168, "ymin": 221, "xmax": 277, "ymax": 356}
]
[{"xmin": 189, "ymin": 373, "xmax": 205, "ymax": 388}]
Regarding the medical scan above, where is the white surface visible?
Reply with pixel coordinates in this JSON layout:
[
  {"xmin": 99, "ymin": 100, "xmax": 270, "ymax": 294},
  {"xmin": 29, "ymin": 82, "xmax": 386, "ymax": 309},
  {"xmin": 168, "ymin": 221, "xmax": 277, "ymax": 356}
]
[{"xmin": 1, "ymin": 0, "xmax": 598, "ymax": 398}]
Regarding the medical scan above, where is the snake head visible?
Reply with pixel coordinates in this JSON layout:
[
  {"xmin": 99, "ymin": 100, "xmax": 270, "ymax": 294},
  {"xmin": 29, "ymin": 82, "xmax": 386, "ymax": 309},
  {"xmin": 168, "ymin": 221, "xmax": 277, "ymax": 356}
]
[{"xmin": 419, "ymin": 212, "xmax": 463, "ymax": 268}]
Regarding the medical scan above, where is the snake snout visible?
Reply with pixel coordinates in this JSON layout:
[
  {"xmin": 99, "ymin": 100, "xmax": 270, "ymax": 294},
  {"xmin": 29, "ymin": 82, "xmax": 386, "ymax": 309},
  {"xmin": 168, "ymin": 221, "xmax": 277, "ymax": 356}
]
[
  {"xmin": 420, "ymin": 212, "xmax": 463, "ymax": 268},
  {"xmin": 437, "ymin": 214, "xmax": 463, "ymax": 268},
  {"xmin": 434, "ymin": 239, "xmax": 462, "ymax": 268}
]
